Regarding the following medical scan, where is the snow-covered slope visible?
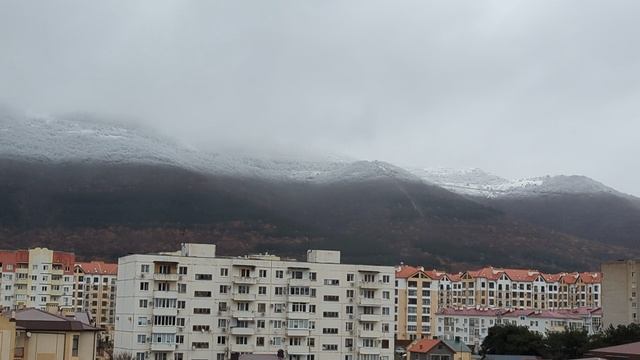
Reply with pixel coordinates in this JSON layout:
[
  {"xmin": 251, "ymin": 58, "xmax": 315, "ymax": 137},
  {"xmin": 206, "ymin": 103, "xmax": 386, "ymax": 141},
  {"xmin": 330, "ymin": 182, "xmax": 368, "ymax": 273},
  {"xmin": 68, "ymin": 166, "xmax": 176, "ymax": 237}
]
[
  {"xmin": 0, "ymin": 111, "xmax": 415, "ymax": 184},
  {"xmin": 407, "ymin": 167, "xmax": 623, "ymax": 198}
]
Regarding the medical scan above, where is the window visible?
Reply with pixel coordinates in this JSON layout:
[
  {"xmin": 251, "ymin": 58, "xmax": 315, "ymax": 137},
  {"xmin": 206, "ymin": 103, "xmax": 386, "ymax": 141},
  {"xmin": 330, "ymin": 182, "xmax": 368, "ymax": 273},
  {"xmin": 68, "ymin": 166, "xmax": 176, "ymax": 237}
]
[
  {"xmin": 323, "ymin": 311, "xmax": 339, "ymax": 318},
  {"xmin": 218, "ymin": 319, "xmax": 227, "ymax": 328},
  {"xmin": 275, "ymin": 287, "xmax": 285, "ymax": 296},
  {"xmin": 322, "ymin": 344, "xmax": 338, "ymax": 351},
  {"xmin": 220, "ymin": 268, "xmax": 228, "ymax": 276},
  {"xmin": 72, "ymin": 335, "xmax": 79, "ymax": 356},
  {"xmin": 196, "ymin": 274, "xmax": 212, "ymax": 280},
  {"xmin": 324, "ymin": 295, "xmax": 339, "ymax": 302},
  {"xmin": 192, "ymin": 342, "xmax": 209, "ymax": 349},
  {"xmin": 258, "ymin": 286, "xmax": 267, "ymax": 295},
  {"xmin": 139, "ymin": 299, "xmax": 148, "ymax": 308},
  {"xmin": 141, "ymin": 264, "xmax": 150, "ymax": 273},
  {"xmin": 259, "ymin": 270, "xmax": 267, "ymax": 278},
  {"xmin": 219, "ymin": 302, "xmax": 228, "ymax": 312},
  {"xmin": 323, "ymin": 328, "xmax": 338, "ymax": 334},
  {"xmin": 193, "ymin": 325, "xmax": 210, "ymax": 332},
  {"xmin": 276, "ymin": 270, "xmax": 284, "ymax": 278},
  {"xmin": 236, "ymin": 336, "xmax": 248, "ymax": 345},
  {"xmin": 347, "ymin": 273, "xmax": 355, "ymax": 282},
  {"xmin": 136, "ymin": 353, "xmax": 145, "ymax": 360},
  {"xmin": 194, "ymin": 291, "xmax": 211, "ymax": 297},
  {"xmin": 137, "ymin": 334, "xmax": 147, "ymax": 343},
  {"xmin": 194, "ymin": 308, "xmax": 211, "ymax": 314},
  {"xmin": 217, "ymin": 336, "xmax": 226, "ymax": 344},
  {"xmin": 324, "ymin": 279, "xmax": 339, "ymax": 286},
  {"xmin": 137, "ymin": 317, "xmax": 148, "ymax": 326},
  {"xmin": 256, "ymin": 336, "xmax": 265, "ymax": 346},
  {"xmin": 219, "ymin": 285, "xmax": 228, "ymax": 294},
  {"xmin": 140, "ymin": 282, "xmax": 149, "ymax": 291},
  {"xmin": 176, "ymin": 335, "xmax": 184, "ymax": 344}
]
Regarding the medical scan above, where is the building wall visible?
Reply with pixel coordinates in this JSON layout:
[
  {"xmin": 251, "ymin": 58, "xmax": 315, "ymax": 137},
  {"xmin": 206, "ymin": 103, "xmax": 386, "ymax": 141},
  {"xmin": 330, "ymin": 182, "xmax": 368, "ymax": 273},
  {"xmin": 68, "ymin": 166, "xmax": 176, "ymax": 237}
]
[
  {"xmin": 602, "ymin": 260, "xmax": 639, "ymax": 327},
  {"xmin": 14, "ymin": 330, "xmax": 97, "ymax": 360},
  {"xmin": 114, "ymin": 245, "xmax": 395, "ymax": 360},
  {"xmin": 0, "ymin": 315, "xmax": 16, "ymax": 360}
]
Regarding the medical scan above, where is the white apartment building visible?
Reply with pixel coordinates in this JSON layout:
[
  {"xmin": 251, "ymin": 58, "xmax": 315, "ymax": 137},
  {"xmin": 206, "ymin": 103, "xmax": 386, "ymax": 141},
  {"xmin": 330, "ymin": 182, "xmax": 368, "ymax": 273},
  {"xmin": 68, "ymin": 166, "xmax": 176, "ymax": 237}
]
[
  {"xmin": 73, "ymin": 261, "xmax": 118, "ymax": 333},
  {"xmin": 435, "ymin": 307, "xmax": 602, "ymax": 350},
  {"xmin": 0, "ymin": 248, "xmax": 75, "ymax": 312},
  {"xmin": 114, "ymin": 244, "xmax": 395, "ymax": 360}
]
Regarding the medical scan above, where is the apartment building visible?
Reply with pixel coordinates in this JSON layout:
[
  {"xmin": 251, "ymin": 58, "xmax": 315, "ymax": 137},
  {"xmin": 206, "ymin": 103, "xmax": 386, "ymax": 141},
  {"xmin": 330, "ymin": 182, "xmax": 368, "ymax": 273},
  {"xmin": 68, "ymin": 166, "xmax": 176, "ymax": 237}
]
[
  {"xmin": 73, "ymin": 261, "xmax": 118, "ymax": 332},
  {"xmin": 435, "ymin": 307, "xmax": 602, "ymax": 349},
  {"xmin": 395, "ymin": 265, "xmax": 601, "ymax": 341},
  {"xmin": 602, "ymin": 259, "xmax": 640, "ymax": 327},
  {"xmin": 114, "ymin": 243, "xmax": 395, "ymax": 360},
  {"xmin": 0, "ymin": 248, "xmax": 75, "ymax": 312}
]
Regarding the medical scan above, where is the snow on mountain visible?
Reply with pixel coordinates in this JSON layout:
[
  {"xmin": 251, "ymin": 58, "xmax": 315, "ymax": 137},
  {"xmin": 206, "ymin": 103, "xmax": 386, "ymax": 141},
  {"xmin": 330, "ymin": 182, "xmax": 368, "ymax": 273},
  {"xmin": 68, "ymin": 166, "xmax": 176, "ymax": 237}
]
[
  {"xmin": 0, "ymin": 110, "xmax": 626, "ymax": 195},
  {"xmin": 0, "ymin": 111, "xmax": 408, "ymax": 184},
  {"xmin": 407, "ymin": 167, "xmax": 622, "ymax": 198}
]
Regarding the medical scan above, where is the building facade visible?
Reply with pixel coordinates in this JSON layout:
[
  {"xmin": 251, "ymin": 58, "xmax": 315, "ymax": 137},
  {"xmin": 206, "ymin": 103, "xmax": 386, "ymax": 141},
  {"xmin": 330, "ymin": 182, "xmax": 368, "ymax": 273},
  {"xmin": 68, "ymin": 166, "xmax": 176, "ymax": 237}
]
[
  {"xmin": 73, "ymin": 261, "xmax": 118, "ymax": 332},
  {"xmin": 602, "ymin": 259, "xmax": 640, "ymax": 327},
  {"xmin": 395, "ymin": 265, "xmax": 601, "ymax": 341},
  {"xmin": 114, "ymin": 244, "xmax": 395, "ymax": 360},
  {"xmin": 434, "ymin": 307, "xmax": 602, "ymax": 349},
  {"xmin": 0, "ymin": 248, "xmax": 75, "ymax": 312},
  {"xmin": 2, "ymin": 308, "xmax": 100, "ymax": 360}
]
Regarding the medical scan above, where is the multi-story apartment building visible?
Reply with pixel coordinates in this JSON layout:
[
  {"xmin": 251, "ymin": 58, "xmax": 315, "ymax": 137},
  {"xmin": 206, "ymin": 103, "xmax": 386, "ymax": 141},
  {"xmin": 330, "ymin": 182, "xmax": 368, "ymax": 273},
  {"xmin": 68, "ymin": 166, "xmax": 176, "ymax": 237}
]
[
  {"xmin": 0, "ymin": 248, "xmax": 75, "ymax": 312},
  {"xmin": 114, "ymin": 243, "xmax": 395, "ymax": 360},
  {"xmin": 395, "ymin": 265, "xmax": 601, "ymax": 341},
  {"xmin": 435, "ymin": 307, "xmax": 602, "ymax": 350},
  {"xmin": 73, "ymin": 261, "xmax": 118, "ymax": 332},
  {"xmin": 602, "ymin": 259, "xmax": 640, "ymax": 327}
]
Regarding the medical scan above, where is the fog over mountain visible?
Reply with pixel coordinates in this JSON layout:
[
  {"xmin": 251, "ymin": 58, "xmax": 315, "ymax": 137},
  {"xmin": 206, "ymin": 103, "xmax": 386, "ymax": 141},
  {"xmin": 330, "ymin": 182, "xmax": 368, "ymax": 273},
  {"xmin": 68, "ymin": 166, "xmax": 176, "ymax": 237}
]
[{"xmin": 2, "ymin": 1, "xmax": 640, "ymax": 196}]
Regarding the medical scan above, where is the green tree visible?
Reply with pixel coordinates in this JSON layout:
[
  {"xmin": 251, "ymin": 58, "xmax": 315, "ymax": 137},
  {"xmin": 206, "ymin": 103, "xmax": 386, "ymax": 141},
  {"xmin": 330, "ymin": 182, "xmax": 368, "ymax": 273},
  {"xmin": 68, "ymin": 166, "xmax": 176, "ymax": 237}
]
[
  {"xmin": 481, "ymin": 325, "xmax": 545, "ymax": 356},
  {"xmin": 544, "ymin": 328, "xmax": 589, "ymax": 360},
  {"xmin": 589, "ymin": 323, "xmax": 640, "ymax": 349}
]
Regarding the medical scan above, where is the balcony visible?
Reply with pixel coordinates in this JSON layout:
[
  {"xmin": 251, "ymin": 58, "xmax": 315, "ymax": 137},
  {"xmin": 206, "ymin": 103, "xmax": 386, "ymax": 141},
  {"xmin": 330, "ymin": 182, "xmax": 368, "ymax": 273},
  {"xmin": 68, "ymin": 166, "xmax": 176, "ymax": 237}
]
[
  {"xmin": 232, "ymin": 293, "xmax": 256, "ymax": 301},
  {"xmin": 153, "ymin": 290, "xmax": 178, "ymax": 299},
  {"xmin": 233, "ymin": 276, "xmax": 258, "ymax": 285},
  {"xmin": 286, "ymin": 327, "xmax": 310, "ymax": 337},
  {"xmin": 287, "ymin": 345, "xmax": 312, "ymax": 355},
  {"xmin": 358, "ymin": 297, "xmax": 382, "ymax": 306},
  {"xmin": 230, "ymin": 343, "xmax": 254, "ymax": 353},
  {"xmin": 288, "ymin": 278, "xmax": 309, "ymax": 286},
  {"xmin": 154, "ymin": 273, "xmax": 179, "ymax": 282},
  {"xmin": 287, "ymin": 312, "xmax": 310, "ymax": 320},
  {"xmin": 359, "ymin": 330, "xmax": 382, "ymax": 338},
  {"xmin": 230, "ymin": 327, "xmax": 256, "ymax": 336},
  {"xmin": 151, "ymin": 342, "xmax": 175, "ymax": 352},
  {"xmin": 151, "ymin": 325, "xmax": 177, "ymax": 334},
  {"xmin": 231, "ymin": 310, "xmax": 255, "ymax": 319},
  {"xmin": 358, "ymin": 314, "xmax": 380, "ymax": 322},
  {"xmin": 287, "ymin": 295, "xmax": 310, "ymax": 303},
  {"xmin": 359, "ymin": 281, "xmax": 386, "ymax": 289},
  {"xmin": 357, "ymin": 347, "xmax": 380, "ymax": 355},
  {"xmin": 152, "ymin": 307, "xmax": 178, "ymax": 316}
]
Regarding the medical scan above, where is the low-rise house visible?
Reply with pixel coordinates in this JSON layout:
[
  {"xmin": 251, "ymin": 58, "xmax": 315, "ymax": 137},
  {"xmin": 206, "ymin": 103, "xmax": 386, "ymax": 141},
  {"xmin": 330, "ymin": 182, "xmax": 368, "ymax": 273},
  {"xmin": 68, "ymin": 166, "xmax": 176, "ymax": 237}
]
[
  {"xmin": 442, "ymin": 340, "xmax": 471, "ymax": 360},
  {"xmin": 435, "ymin": 307, "xmax": 602, "ymax": 348},
  {"xmin": 407, "ymin": 338, "xmax": 456, "ymax": 360},
  {"xmin": 2, "ymin": 308, "xmax": 100, "ymax": 360}
]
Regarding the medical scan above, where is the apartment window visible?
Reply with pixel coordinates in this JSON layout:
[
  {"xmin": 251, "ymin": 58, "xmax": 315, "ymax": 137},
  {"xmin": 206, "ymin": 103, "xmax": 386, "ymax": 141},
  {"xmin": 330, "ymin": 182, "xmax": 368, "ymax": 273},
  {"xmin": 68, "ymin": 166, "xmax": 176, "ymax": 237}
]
[
  {"xmin": 176, "ymin": 335, "xmax": 184, "ymax": 344},
  {"xmin": 258, "ymin": 286, "xmax": 267, "ymax": 295},
  {"xmin": 347, "ymin": 290, "xmax": 354, "ymax": 298},
  {"xmin": 175, "ymin": 354, "xmax": 183, "ymax": 360},
  {"xmin": 256, "ymin": 336, "xmax": 265, "ymax": 346},
  {"xmin": 324, "ymin": 295, "xmax": 339, "ymax": 302},
  {"xmin": 219, "ymin": 285, "xmax": 228, "ymax": 294},
  {"xmin": 195, "ymin": 274, "xmax": 212, "ymax": 280},
  {"xmin": 219, "ymin": 268, "xmax": 228, "ymax": 276},
  {"xmin": 193, "ymin": 325, "xmax": 210, "ymax": 332},
  {"xmin": 323, "ymin": 328, "xmax": 338, "ymax": 334},
  {"xmin": 72, "ymin": 335, "xmax": 79, "ymax": 356},
  {"xmin": 177, "ymin": 300, "xmax": 186, "ymax": 309},
  {"xmin": 178, "ymin": 266, "xmax": 187, "ymax": 275},
  {"xmin": 192, "ymin": 342, "xmax": 209, "ymax": 349},
  {"xmin": 218, "ymin": 319, "xmax": 227, "ymax": 328},
  {"xmin": 236, "ymin": 336, "xmax": 248, "ymax": 345},
  {"xmin": 323, "ymin": 311, "xmax": 339, "ymax": 318},
  {"xmin": 136, "ymin": 353, "xmax": 145, "ymax": 360},
  {"xmin": 275, "ymin": 287, "xmax": 285, "ymax": 296},
  {"xmin": 322, "ymin": 344, "xmax": 338, "ymax": 351},
  {"xmin": 194, "ymin": 308, "xmax": 211, "ymax": 314},
  {"xmin": 259, "ymin": 270, "xmax": 267, "ymax": 278},
  {"xmin": 241, "ymin": 269, "xmax": 252, "ymax": 277},
  {"xmin": 139, "ymin": 299, "xmax": 148, "ymax": 308},
  {"xmin": 347, "ymin": 273, "xmax": 355, "ymax": 282},
  {"xmin": 219, "ymin": 302, "xmax": 228, "ymax": 312},
  {"xmin": 309, "ymin": 272, "xmax": 317, "ymax": 281},
  {"xmin": 140, "ymin": 282, "xmax": 149, "ymax": 291},
  {"xmin": 194, "ymin": 291, "xmax": 211, "ymax": 297},
  {"xmin": 258, "ymin": 303, "xmax": 266, "ymax": 313},
  {"xmin": 137, "ymin": 334, "xmax": 147, "ymax": 343},
  {"xmin": 276, "ymin": 270, "xmax": 284, "ymax": 278},
  {"xmin": 257, "ymin": 320, "xmax": 266, "ymax": 328},
  {"xmin": 137, "ymin": 317, "xmax": 148, "ymax": 326},
  {"xmin": 217, "ymin": 336, "xmax": 227, "ymax": 344},
  {"xmin": 141, "ymin": 264, "xmax": 150, "ymax": 273},
  {"xmin": 324, "ymin": 279, "xmax": 339, "ymax": 286}
]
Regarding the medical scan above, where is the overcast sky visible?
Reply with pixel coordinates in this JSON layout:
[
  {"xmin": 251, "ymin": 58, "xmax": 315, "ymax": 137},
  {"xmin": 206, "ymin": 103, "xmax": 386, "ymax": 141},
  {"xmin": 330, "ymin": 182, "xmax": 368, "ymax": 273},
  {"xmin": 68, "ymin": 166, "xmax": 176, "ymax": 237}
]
[{"xmin": 1, "ymin": 1, "xmax": 639, "ymax": 195}]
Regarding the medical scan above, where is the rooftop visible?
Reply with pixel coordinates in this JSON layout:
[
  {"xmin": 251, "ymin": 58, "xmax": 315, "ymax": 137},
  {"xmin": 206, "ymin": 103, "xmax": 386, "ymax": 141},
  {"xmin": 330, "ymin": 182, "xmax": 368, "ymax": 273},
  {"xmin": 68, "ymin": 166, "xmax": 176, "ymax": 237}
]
[{"xmin": 7, "ymin": 308, "xmax": 100, "ymax": 332}]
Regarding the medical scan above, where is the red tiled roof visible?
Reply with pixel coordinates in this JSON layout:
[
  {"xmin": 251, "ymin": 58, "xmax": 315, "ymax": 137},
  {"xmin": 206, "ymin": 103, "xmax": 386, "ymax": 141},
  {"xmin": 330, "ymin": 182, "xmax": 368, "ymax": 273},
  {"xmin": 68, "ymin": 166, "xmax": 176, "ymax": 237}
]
[
  {"xmin": 408, "ymin": 339, "xmax": 448, "ymax": 354},
  {"xmin": 396, "ymin": 265, "xmax": 420, "ymax": 279},
  {"xmin": 586, "ymin": 341, "xmax": 640, "ymax": 357},
  {"xmin": 76, "ymin": 261, "xmax": 118, "ymax": 275},
  {"xmin": 437, "ymin": 308, "xmax": 504, "ymax": 317}
]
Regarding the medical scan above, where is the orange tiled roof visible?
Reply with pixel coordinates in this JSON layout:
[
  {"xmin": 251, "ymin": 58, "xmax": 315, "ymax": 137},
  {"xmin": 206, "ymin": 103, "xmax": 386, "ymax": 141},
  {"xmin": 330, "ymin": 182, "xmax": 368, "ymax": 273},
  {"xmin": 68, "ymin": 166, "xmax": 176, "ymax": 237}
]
[
  {"xmin": 408, "ymin": 339, "xmax": 448, "ymax": 354},
  {"xmin": 396, "ymin": 265, "xmax": 420, "ymax": 279},
  {"xmin": 76, "ymin": 261, "xmax": 118, "ymax": 275}
]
